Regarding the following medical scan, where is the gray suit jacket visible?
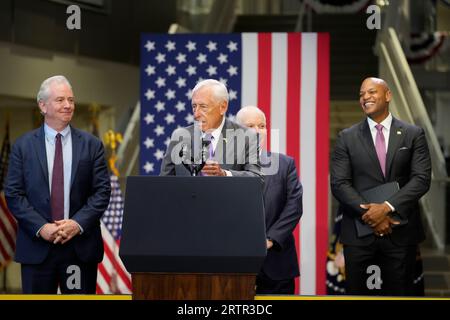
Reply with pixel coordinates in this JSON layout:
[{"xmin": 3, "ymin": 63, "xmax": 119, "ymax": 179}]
[{"xmin": 160, "ymin": 118, "xmax": 263, "ymax": 181}]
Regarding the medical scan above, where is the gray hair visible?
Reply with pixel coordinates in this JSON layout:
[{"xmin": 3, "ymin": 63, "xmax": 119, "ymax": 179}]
[
  {"xmin": 192, "ymin": 79, "xmax": 229, "ymax": 104},
  {"xmin": 236, "ymin": 105, "xmax": 266, "ymax": 125},
  {"xmin": 37, "ymin": 75, "xmax": 72, "ymax": 103}
]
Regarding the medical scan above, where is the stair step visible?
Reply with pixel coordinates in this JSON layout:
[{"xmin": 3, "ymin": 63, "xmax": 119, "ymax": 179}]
[
  {"xmin": 425, "ymin": 289, "xmax": 450, "ymax": 297},
  {"xmin": 423, "ymin": 256, "xmax": 450, "ymax": 272},
  {"xmin": 420, "ymin": 247, "xmax": 450, "ymax": 296},
  {"xmin": 233, "ymin": 12, "xmax": 377, "ymax": 100},
  {"xmin": 330, "ymin": 111, "xmax": 363, "ymax": 117},
  {"xmin": 424, "ymin": 273, "xmax": 450, "ymax": 290}
]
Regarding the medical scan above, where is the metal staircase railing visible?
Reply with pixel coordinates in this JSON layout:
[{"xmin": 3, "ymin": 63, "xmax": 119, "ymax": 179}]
[
  {"xmin": 116, "ymin": 101, "xmax": 140, "ymax": 178},
  {"xmin": 378, "ymin": 27, "xmax": 448, "ymax": 250}
]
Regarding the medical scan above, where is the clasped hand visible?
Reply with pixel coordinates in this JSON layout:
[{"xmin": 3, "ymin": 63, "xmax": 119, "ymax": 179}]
[
  {"xmin": 39, "ymin": 219, "xmax": 81, "ymax": 244},
  {"xmin": 201, "ymin": 160, "xmax": 226, "ymax": 176},
  {"xmin": 360, "ymin": 203, "xmax": 399, "ymax": 236}
]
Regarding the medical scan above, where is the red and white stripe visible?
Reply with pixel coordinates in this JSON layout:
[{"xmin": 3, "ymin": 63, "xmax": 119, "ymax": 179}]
[
  {"xmin": 96, "ymin": 222, "xmax": 132, "ymax": 294},
  {"xmin": 241, "ymin": 32, "xmax": 329, "ymax": 295},
  {"xmin": 0, "ymin": 193, "xmax": 17, "ymax": 267}
]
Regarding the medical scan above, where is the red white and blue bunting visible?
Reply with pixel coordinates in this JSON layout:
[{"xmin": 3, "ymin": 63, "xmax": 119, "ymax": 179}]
[{"xmin": 406, "ymin": 32, "xmax": 448, "ymax": 64}]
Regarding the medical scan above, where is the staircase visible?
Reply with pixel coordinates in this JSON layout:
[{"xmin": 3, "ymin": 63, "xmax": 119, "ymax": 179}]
[
  {"xmin": 234, "ymin": 12, "xmax": 378, "ymax": 101},
  {"xmin": 422, "ymin": 247, "xmax": 450, "ymax": 297},
  {"xmin": 330, "ymin": 100, "xmax": 364, "ymax": 145},
  {"xmin": 234, "ymin": 14, "xmax": 298, "ymax": 32}
]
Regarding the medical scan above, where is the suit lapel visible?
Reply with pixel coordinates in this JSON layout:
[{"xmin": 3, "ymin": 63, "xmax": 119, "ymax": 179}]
[
  {"xmin": 70, "ymin": 126, "xmax": 81, "ymax": 187},
  {"xmin": 190, "ymin": 125, "xmax": 202, "ymax": 162},
  {"xmin": 191, "ymin": 118, "xmax": 232, "ymax": 165},
  {"xmin": 214, "ymin": 119, "xmax": 230, "ymax": 164},
  {"xmin": 385, "ymin": 117, "xmax": 404, "ymax": 178},
  {"xmin": 358, "ymin": 120, "xmax": 384, "ymax": 178},
  {"xmin": 261, "ymin": 151, "xmax": 272, "ymax": 193},
  {"xmin": 34, "ymin": 126, "xmax": 49, "ymax": 187}
]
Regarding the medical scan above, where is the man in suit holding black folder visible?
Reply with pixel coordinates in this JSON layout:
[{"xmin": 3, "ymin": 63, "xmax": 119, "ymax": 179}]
[{"xmin": 331, "ymin": 77, "xmax": 431, "ymax": 296}]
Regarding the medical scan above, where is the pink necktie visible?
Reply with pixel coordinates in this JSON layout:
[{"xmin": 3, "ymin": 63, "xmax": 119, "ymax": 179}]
[
  {"xmin": 51, "ymin": 133, "xmax": 64, "ymax": 221},
  {"xmin": 375, "ymin": 124, "xmax": 386, "ymax": 177}
]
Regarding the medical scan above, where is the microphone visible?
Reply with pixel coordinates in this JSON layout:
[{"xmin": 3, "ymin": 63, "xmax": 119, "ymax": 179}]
[
  {"xmin": 202, "ymin": 134, "xmax": 213, "ymax": 162},
  {"xmin": 187, "ymin": 135, "xmax": 211, "ymax": 176},
  {"xmin": 179, "ymin": 143, "xmax": 195, "ymax": 175},
  {"xmin": 179, "ymin": 143, "xmax": 189, "ymax": 161}
]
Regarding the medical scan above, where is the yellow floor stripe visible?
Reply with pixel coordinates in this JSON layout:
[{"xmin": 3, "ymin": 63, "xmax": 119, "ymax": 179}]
[
  {"xmin": 255, "ymin": 295, "xmax": 450, "ymax": 301},
  {"xmin": 0, "ymin": 294, "xmax": 448, "ymax": 300},
  {"xmin": 0, "ymin": 295, "xmax": 132, "ymax": 300}
]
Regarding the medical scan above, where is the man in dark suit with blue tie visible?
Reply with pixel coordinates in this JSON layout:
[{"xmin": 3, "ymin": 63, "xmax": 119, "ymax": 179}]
[
  {"xmin": 236, "ymin": 106, "xmax": 302, "ymax": 294},
  {"xmin": 331, "ymin": 77, "xmax": 431, "ymax": 295},
  {"xmin": 5, "ymin": 75, "xmax": 111, "ymax": 294}
]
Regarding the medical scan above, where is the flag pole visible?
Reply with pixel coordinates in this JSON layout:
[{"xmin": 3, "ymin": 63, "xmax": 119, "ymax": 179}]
[
  {"xmin": 103, "ymin": 130, "xmax": 123, "ymax": 177},
  {"xmin": 89, "ymin": 103, "xmax": 101, "ymax": 138},
  {"xmin": 1, "ymin": 114, "xmax": 11, "ymax": 293},
  {"xmin": 102, "ymin": 130, "xmax": 123, "ymax": 293},
  {"xmin": 2, "ymin": 265, "xmax": 7, "ymax": 293}
]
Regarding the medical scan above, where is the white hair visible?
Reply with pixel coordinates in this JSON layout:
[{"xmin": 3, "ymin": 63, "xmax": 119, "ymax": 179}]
[
  {"xmin": 191, "ymin": 79, "xmax": 229, "ymax": 104},
  {"xmin": 236, "ymin": 105, "xmax": 266, "ymax": 125},
  {"xmin": 37, "ymin": 75, "xmax": 72, "ymax": 103}
]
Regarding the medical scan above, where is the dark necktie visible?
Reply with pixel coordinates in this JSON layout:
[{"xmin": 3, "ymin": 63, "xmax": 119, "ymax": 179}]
[
  {"xmin": 51, "ymin": 133, "xmax": 64, "ymax": 221},
  {"xmin": 375, "ymin": 124, "xmax": 386, "ymax": 177}
]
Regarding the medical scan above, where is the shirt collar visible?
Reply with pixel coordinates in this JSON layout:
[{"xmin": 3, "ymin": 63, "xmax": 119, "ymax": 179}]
[
  {"xmin": 367, "ymin": 113, "xmax": 392, "ymax": 131},
  {"xmin": 204, "ymin": 116, "xmax": 226, "ymax": 141},
  {"xmin": 44, "ymin": 123, "xmax": 71, "ymax": 142}
]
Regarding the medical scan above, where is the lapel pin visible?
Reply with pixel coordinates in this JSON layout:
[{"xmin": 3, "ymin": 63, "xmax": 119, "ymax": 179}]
[{"xmin": 397, "ymin": 131, "xmax": 402, "ymax": 135}]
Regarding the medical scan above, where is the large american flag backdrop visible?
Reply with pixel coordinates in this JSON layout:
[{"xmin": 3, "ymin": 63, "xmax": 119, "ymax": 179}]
[{"xmin": 140, "ymin": 33, "xmax": 329, "ymax": 295}]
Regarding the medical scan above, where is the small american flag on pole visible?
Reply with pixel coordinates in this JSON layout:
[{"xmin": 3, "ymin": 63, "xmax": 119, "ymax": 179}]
[
  {"xmin": 0, "ymin": 121, "xmax": 17, "ymax": 269},
  {"xmin": 140, "ymin": 33, "xmax": 329, "ymax": 295},
  {"xmin": 96, "ymin": 174, "xmax": 132, "ymax": 294}
]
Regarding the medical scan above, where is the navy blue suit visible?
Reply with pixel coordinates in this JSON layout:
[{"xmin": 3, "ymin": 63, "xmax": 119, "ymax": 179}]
[
  {"xmin": 5, "ymin": 125, "xmax": 111, "ymax": 293},
  {"xmin": 257, "ymin": 152, "xmax": 302, "ymax": 293}
]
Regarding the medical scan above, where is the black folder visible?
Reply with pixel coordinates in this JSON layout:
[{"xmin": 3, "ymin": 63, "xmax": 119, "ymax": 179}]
[{"xmin": 355, "ymin": 182, "xmax": 407, "ymax": 237}]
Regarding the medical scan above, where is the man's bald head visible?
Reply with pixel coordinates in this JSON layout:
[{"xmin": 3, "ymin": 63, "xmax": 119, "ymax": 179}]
[
  {"xmin": 361, "ymin": 77, "xmax": 390, "ymax": 92},
  {"xmin": 236, "ymin": 105, "xmax": 267, "ymax": 150},
  {"xmin": 359, "ymin": 77, "xmax": 391, "ymax": 123},
  {"xmin": 236, "ymin": 106, "xmax": 266, "ymax": 125}
]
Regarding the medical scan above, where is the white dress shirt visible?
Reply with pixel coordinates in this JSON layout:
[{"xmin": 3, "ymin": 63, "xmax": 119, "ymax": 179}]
[
  {"xmin": 366, "ymin": 113, "xmax": 396, "ymax": 212},
  {"xmin": 367, "ymin": 112, "xmax": 392, "ymax": 152},
  {"xmin": 202, "ymin": 116, "xmax": 232, "ymax": 176},
  {"xmin": 203, "ymin": 116, "xmax": 225, "ymax": 153}
]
